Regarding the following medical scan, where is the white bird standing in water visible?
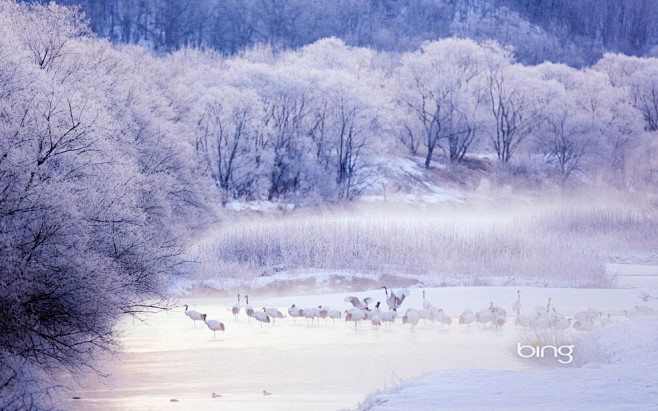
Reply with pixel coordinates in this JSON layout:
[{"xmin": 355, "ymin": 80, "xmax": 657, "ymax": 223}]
[
  {"xmin": 512, "ymin": 290, "xmax": 521, "ymax": 316},
  {"xmin": 303, "ymin": 306, "xmax": 317, "ymax": 324},
  {"xmin": 345, "ymin": 308, "xmax": 366, "ymax": 329},
  {"xmin": 265, "ymin": 307, "xmax": 284, "ymax": 323},
  {"xmin": 548, "ymin": 308, "xmax": 563, "ymax": 326},
  {"xmin": 253, "ymin": 308, "xmax": 270, "ymax": 328},
  {"xmin": 245, "ymin": 295, "xmax": 254, "ymax": 319},
  {"xmin": 184, "ymin": 304, "xmax": 203, "ymax": 327},
  {"xmin": 459, "ymin": 309, "xmax": 475, "ymax": 327},
  {"xmin": 344, "ymin": 296, "xmax": 373, "ymax": 310},
  {"xmin": 492, "ymin": 312, "xmax": 506, "ymax": 328},
  {"xmin": 232, "ymin": 294, "xmax": 241, "ymax": 319},
  {"xmin": 371, "ymin": 314, "xmax": 382, "ymax": 330},
  {"xmin": 475, "ymin": 302, "xmax": 494, "ymax": 327},
  {"xmin": 422, "ymin": 290, "xmax": 433, "ymax": 310},
  {"xmin": 418, "ymin": 307, "xmax": 434, "ymax": 325},
  {"xmin": 318, "ymin": 306, "xmax": 328, "ymax": 321},
  {"xmin": 202, "ymin": 314, "xmax": 225, "ymax": 340},
  {"xmin": 490, "ymin": 304, "xmax": 506, "ymax": 329},
  {"xmin": 383, "ymin": 287, "xmax": 409, "ymax": 312},
  {"xmin": 436, "ymin": 308, "xmax": 452, "ymax": 328},
  {"xmin": 402, "ymin": 308, "xmax": 420, "ymax": 327},
  {"xmin": 288, "ymin": 304, "xmax": 303, "ymax": 322},
  {"xmin": 373, "ymin": 302, "xmax": 395, "ymax": 325},
  {"xmin": 327, "ymin": 308, "xmax": 342, "ymax": 323}
]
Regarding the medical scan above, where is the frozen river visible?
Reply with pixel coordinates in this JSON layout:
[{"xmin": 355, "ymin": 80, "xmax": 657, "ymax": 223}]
[
  {"xmin": 65, "ymin": 298, "xmax": 524, "ymax": 410},
  {"xmin": 64, "ymin": 264, "xmax": 657, "ymax": 410}
]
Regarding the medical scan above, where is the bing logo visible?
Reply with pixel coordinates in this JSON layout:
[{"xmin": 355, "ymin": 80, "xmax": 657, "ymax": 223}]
[{"xmin": 517, "ymin": 342, "xmax": 574, "ymax": 364}]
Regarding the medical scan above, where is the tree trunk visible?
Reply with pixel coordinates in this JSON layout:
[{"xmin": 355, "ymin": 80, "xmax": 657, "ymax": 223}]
[{"xmin": 425, "ymin": 145, "xmax": 434, "ymax": 168}]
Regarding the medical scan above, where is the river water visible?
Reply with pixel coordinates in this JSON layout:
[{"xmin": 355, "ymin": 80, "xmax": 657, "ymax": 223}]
[{"xmin": 64, "ymin": 264, "xmax": 657, "ymax": 410}]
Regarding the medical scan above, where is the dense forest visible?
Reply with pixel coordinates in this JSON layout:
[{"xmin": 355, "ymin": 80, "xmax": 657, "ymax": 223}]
[
  {"xmin": 25, "ymin": 0, "xmax": 658, "ymax": 66},
  {"xmin": 1, "ymin": 0, "xmax": 657, "ymax": 408}
]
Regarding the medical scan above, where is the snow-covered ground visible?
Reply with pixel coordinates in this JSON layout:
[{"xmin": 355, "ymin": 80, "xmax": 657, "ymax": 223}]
[
  {"xmin": 61, "ymin": 264, "xmax": 657, "ymax": 410},
  {"xmin": 357, "ymin": 264, "xmax": 658, "ymax": 410},
  {"xmin": 357, "ymin": 316, "xmax": 658, "ymax": 410}
]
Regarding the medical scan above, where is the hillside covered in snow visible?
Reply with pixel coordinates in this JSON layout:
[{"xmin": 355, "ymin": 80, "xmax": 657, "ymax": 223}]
[{"xmin": 28, "ymin": 0, "xmax": 658, "ymax": 67}]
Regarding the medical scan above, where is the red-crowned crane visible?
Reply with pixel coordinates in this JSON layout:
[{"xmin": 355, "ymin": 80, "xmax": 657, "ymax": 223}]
[
  {"xmin": 288, "ymin": 304, "xmax": 303, "ymax": 323},
  {"xmin": 382, "ymin": 287, "xmax": 409, "ymax": 311},
  {"xmin": 201, "ymin": 314, "xmax": 225, "ymax": 340},
  {"xmin": 253, "ymin": 308, "xmax": 270, "ymax": 328},
  {"xmin": 475, "ymin": 302, "xmax": 494, "ymax": 327},
  {"xmin": 402, "ymin": 308, "xmax": 420, "ymax": 328},
  {"xmin": 345, "ymin": 307, "xmax": 366, "ymax": 329},
  {"xmin": 459, "ymin": 308, "xmax": 475, "ymax": 327},
  {"xmin": 422, "ymin": 290, "xmax": 433, "ymax": 310},
  {"xmin": 232, "ymin": 293, "xmax": 241, "ymax": 319},
  {"xmin": 344, "ymin": 296, "xmax": 373, "ymax": 310},
  {"xmin": 184, "ymin": 304, "xmax": 203, "ymax": 327},
  {"xmin": 512, "ymin": 290, "xmax": 521, "ymax": 316},
  {"xmin": 265, "ymin": 307, "xmax": 284, "ymax": 324},
  {"xmin": 245, "ymin": 295, "xmax": 254, "ymax": 319}
]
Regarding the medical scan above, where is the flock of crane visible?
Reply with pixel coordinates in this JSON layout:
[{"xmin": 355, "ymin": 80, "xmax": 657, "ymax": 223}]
[{"xmin": 183, "ymin": 288, "xmax": 656, "ymax": 340}]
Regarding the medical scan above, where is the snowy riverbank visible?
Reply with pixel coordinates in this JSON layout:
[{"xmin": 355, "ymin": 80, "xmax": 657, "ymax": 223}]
[{"xmin": 356, "ymin": 316, "xmax": 658, "ymax": 410}]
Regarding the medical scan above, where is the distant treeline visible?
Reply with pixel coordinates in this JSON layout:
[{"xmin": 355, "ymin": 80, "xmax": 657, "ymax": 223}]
[{"xmin": 22, "ymin": 0, "xmax": 658, "ymax": 66}]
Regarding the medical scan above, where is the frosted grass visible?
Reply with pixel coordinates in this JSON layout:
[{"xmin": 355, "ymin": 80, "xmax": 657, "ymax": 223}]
[{"xmin": 197, "ymin": 205, "xmax": 658, "ymax": 288}]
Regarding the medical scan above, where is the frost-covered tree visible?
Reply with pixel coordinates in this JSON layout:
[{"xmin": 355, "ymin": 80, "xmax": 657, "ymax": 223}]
[
  {"xmin": 327, "ymin": 88, "xmax": 373, "ymax": 199},
  {"xmin": 297, "ymin": 38, "xmax": 387, "ymax": 199},
  {"xmin": 396, "ymin": 39, "xmax": 493, "ymax": 167},
  {"xmin": 486, "ymin": 57, "xmax": 541, "ymax": 164},
  {"xmin": 0, "ymin": 3, "xmax": 196, "ymax": 407},
  {"xmin": 630, "ymin": 67, "xmax": 658, "ymax": 133},
  {"xmin": 595, "ymin": 54, "xmax": 658, "ymax": 132},
  {"xmin": 535, "ymin": 61, "xmax": 648, "ymax": 184},
  {"xmin": 197, "ymin": 87, "xmax": 271, "ymax": 204},
  {"xmin": 535, "ymin": 89, "xmax": 594, "ymax": 181},
  {"xmin": 236, "ymin": 63, "xmax": 316, "ymax": 201}
]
